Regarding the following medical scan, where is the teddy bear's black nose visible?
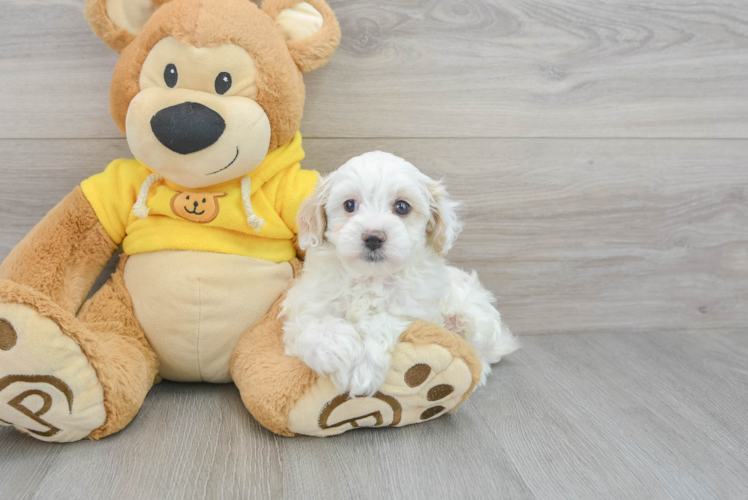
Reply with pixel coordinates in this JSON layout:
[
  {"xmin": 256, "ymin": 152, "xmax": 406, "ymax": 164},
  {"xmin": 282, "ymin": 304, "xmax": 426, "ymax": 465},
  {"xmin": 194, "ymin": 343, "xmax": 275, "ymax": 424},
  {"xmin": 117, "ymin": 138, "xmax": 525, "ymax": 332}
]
[{"xmin": 151, "ymin": 102, "xmax": 226, "ymax": 155}]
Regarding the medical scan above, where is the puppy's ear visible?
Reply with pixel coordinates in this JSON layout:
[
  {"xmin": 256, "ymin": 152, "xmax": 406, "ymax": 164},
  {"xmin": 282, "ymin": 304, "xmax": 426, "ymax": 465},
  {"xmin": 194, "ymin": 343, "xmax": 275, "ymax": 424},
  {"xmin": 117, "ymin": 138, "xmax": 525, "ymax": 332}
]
[
  {"xmin": 85, "ymin": 0, "xmax": 171, "ymax": 53},
  {"xmin": 263, "ymin": 0, "xmax": 341, "ymax": 73},
  {"xmin": 426, "ymin": 179, "xmax": 462, "ymax": 256},
  {"xmin": 297, "ymin": 176, "xmax": 330, "ymax": 250}
]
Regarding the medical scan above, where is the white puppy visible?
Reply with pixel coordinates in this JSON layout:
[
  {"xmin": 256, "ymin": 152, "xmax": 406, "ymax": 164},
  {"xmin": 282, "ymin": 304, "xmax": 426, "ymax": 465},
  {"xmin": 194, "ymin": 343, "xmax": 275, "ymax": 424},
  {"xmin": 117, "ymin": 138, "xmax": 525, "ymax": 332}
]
[{"xmin": 281, "ymin": 151, "xmax": 518, "ymax": 396}]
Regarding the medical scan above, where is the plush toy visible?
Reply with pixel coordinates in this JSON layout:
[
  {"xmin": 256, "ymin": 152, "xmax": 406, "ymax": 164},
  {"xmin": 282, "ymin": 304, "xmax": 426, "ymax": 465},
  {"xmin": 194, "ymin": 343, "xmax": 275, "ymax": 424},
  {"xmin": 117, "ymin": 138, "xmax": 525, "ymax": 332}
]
[{"xmin": 0, "ymin": 0, "xmax": 483, "ymax": 442}]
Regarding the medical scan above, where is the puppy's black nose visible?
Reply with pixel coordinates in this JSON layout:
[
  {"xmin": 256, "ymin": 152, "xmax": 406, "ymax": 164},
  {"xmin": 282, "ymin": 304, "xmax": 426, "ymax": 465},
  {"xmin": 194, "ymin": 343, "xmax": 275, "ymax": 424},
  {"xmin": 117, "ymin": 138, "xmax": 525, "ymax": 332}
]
[
  {"xmin": 363, "ymin": 230, "xmax": 386, "ymax": 251},
  {"xmin": 151, "ymin": 102, "xmax": 225, "ymax": 155}
]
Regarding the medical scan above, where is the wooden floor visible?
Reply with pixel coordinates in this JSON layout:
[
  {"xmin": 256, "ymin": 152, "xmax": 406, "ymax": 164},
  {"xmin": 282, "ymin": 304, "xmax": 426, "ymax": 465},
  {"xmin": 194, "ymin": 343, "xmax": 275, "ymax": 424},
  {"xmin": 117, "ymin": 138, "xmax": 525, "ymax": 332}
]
[
  {"xmin": 1, "ymin": 0, "xmax": 747, "ymax": 498},
  {"xmin": 2, "ymin": 330, "xmax": 747, "ymax": 499}
]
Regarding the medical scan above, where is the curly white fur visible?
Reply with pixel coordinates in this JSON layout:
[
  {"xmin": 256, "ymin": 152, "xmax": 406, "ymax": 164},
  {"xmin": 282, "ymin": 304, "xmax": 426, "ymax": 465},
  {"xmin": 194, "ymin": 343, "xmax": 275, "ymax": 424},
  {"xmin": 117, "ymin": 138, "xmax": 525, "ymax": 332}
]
[{"xmin": 282, "ymin": 151, "xmax": 518, "ymax": 396}]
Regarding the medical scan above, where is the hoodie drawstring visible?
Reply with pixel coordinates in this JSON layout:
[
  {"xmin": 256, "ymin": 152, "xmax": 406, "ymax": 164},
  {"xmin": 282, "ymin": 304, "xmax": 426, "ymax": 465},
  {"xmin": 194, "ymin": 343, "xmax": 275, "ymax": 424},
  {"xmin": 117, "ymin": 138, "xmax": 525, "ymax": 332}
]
[
  {"xmin": 132, "ymin": 174, "xmax": 264, "ymax": 232},
  {"xmin": 241, "ymin": 177, "xmax": 265, "ymax": 232},
  {"xmin": 133, "ymin": 173, "xmax": 162, "ymax": 219}
]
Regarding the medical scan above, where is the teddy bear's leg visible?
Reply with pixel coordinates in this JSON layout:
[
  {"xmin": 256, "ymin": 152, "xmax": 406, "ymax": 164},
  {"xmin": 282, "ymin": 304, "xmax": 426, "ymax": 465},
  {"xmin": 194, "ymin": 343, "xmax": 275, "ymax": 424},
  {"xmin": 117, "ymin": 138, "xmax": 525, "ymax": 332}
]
[
  {"xmin": 73, "ymin": 255, "xmax": 159, "ymax": 440},
  {"xmin": 231, "ymin": 292, "xmax": 483, "ymax": 437},
  {"xmin": 0, "ymin": 256, "xmax": 158, "ymax": 442},
  {"xmin": 0, "ymin": 189, "xmax": 157, "ymax": 442},
  {"xmin": 230, "ymin": 260, "xmax": 318, "ymax": 437}
]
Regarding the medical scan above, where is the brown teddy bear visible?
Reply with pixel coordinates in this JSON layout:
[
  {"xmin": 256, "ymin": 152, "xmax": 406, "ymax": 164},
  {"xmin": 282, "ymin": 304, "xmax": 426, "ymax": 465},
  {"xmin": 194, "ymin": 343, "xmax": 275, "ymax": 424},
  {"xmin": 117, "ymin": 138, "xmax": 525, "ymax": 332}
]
[{"xmin": 0, "ymin": 0, "xmax": 482, "ymax": 441}]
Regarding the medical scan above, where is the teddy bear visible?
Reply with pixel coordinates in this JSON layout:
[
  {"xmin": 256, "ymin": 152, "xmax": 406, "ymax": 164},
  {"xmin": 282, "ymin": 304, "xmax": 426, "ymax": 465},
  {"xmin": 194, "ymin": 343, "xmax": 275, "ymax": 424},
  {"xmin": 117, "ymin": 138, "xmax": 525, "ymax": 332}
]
[{"xmin": 0, "ymin": 0, "xmax": 483, "ymax": 442}]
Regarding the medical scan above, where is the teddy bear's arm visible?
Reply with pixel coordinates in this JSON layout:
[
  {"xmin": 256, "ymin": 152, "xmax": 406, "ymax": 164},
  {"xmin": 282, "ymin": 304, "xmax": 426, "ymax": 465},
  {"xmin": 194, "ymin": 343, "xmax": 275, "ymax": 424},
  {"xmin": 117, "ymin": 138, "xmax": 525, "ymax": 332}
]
[{"xmin": 0, "ymin": 187, "xmax": 118, "ymax": 315}]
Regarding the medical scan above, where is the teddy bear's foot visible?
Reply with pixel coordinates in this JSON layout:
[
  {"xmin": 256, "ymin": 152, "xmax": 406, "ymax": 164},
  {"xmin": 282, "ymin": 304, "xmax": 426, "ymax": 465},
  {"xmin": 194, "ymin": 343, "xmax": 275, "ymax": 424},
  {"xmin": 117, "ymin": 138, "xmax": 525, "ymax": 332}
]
[
  {"xmin": 286, "ymin": 321, "xmax": 481, "ymax": 437},
  {"xmin": 0, "ymin": 295, "xmax": 106, "ymax": 442},
  {"xmin": 232, "ymin": 294, "xmax": 483, "ymax": 437}
]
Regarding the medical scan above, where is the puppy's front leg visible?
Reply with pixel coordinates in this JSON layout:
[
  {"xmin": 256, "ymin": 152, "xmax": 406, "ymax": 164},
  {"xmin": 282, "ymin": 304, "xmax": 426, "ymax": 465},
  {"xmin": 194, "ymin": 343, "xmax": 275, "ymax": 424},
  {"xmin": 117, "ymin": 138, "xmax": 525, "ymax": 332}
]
[
  {"xmin": 345, "ymin": 338, "xmax": 391, "ymax": 397},
  {"xmin": 345, "ymin": 315, "xmax": 410, "ymax": 397},
  {"xmin": 289, "ymin": 318, "xmax": 362, "ymax": 389}
]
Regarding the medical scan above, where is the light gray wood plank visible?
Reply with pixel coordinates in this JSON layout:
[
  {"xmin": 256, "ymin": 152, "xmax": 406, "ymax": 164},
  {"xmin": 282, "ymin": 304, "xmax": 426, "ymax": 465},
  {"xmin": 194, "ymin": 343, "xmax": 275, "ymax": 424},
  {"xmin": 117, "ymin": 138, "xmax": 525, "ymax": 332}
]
[
  {"xmin": 0, "ymin": 0, "xmax": 120, "ymax": 139},
  {"xmin": 472, "ymin": 330, "xmax": 748, "ymax": 500},
  {"xmin": 0, "ymin": 380, "xmax": 532, "ymax": 500},
  {"xmin": 0, "ymin": 1, "xmax": 744, "ymax": 499},
  {"xmin": 0, "ymin": 434, "xmax": 64, "ymax": 500},
  {"xmin": 2, "ymin": 0, "xmax": 748, "ymax": 139},
  {"xmin": 0, "ymin": 383, "xmax": 285, "ymax": 500},
  {"xmin": 303, "ymin": 138, "xmax": 748, "ymax": 336},
  {"xmin": 2, "ymin": 331, "xmax": 746, "ymax": 499},
  {"xmin": 2, "ymin": 137, "xmax": 744, "ymax": 335},
  {"xmin": 277, "ymin": 403, "xmax": 532, "ymax": 500}
]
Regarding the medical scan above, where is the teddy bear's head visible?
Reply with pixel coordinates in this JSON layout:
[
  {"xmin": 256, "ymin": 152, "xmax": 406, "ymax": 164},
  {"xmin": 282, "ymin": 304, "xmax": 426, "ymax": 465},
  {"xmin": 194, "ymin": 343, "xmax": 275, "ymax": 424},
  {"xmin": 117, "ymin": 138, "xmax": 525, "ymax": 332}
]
[{"xmin": 85, "ymin": 0, "xmax": 340, "ymax": 188}]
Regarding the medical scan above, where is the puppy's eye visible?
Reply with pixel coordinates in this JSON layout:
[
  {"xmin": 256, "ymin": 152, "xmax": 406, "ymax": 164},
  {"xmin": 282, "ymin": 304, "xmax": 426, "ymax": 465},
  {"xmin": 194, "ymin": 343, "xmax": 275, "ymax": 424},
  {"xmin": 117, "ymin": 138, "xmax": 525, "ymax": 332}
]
[
  {"xmin": 164, "ymin": 64, "xmax": 178, "ymax": 88},
  {"xmin": 394, "ymin": 200, "xmax": 411, "ymax": 216},
  {"xmin": 343, "ymin": 199, "xmax": 358, "ymax": 213},
  {"xmin": 215, "ymin": 72, "xmax": 232, "ymax": 95}
]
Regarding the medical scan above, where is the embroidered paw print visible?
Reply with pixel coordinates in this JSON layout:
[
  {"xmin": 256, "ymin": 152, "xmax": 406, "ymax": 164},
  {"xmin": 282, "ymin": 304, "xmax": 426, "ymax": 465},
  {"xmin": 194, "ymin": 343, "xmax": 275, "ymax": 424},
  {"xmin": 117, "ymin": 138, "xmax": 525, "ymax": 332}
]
[
  {"xmin": 0, "ymin": 319, "xmax": 17, "ymax": 351},
  {"xmin": 0, "ymin": 304, "xmax": 106, "ymax": 442},
  {"xmin": 170, "ymin": 191, "xmax": 226, "ymax": 223},
  {"xmin": 287, "ymin": 341, "xmax": 475, "ymax": 436}
]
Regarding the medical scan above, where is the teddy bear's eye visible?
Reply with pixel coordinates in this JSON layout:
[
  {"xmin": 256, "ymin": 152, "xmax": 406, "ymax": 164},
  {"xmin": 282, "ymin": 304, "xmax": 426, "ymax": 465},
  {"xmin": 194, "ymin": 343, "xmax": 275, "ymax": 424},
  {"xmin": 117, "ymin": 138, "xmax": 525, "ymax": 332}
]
[
  {"xmin": 202, "ymin": 198, "xmax": 207, "ymax": 203},
  {"xmin": 164, "ymin": 64, "xmax": 178, "ymax": 88},
  {"xmin": 215, "ymin": 72, "xmax": 232, "ymax": 95}
]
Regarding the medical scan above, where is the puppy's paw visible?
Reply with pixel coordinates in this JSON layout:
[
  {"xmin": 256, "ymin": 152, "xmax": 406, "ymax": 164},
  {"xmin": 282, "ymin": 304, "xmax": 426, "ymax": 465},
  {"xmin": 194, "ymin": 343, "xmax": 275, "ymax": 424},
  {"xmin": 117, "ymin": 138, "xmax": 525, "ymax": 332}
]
[
  {"xmin": 345, "ymin": 351, "xmax": 389, "ymax": 397},
  {"xmin": 297, "ymin": 322, "xmax": 360, "ymax": 381}
]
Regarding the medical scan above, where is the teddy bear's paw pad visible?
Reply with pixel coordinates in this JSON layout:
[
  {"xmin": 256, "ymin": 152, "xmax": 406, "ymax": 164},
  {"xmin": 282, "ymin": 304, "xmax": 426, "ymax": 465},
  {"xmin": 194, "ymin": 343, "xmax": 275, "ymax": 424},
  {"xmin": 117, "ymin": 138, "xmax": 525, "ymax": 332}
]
[
  {"xmin": 287, "ymin": 342, "xmax": 473, "ymax": 437},
  {"xmin": 0, "ymin": 303, "xmax": 106, "ymax": 442}
]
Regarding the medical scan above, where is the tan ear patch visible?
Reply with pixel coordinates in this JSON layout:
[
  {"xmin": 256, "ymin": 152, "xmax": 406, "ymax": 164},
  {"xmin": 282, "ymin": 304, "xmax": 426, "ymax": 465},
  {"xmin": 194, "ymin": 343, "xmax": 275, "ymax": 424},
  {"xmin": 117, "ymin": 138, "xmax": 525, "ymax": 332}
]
[
  {"xmin": 276, "ymin": 2, "xmax": 325, "ymax": 42},
  {"xmin": 262, "ymin": 0, "xmax": 341, "ymax": 73},
  {"xmin": 170, "ymin": 192, "xmax": 227, "ymax": 223},
  {"xmin": 105, "ymin": 0, "xmax": 158, "ymax": 36},
  {"xmin": 85, "ymin": 0, "xmax": 168, "ymax": 53}
]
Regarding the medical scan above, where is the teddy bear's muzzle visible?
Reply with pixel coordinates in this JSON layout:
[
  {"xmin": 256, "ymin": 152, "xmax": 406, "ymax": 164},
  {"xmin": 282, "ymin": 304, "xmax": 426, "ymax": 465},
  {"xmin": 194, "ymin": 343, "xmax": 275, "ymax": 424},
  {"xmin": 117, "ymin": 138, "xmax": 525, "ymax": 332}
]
[{"xmin": 150, "ymin": 101, "xmax": 226, "ymax": 155}]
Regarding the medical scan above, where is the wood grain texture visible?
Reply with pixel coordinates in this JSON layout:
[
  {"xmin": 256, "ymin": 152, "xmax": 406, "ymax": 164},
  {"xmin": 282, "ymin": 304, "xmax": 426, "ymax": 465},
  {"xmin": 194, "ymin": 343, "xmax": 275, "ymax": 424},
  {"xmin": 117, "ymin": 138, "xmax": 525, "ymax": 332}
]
[
  {"xmin": 472, "ymin": 330, "xmax": 748, "ymax": 500},
  {"xmin": 1, "ymin": 138, "xmax": 745, "ymax": 335},
  {"xmin": 0, "ymin": 383, "xmax": 285, "ymax": 500},
  {"xmin": 302, "ymin": 138, "xmax": 748, "ymax": 336},
  {"xmin": 0, "ymin": 0, "xmax": 120, "ymax": 139},
  {"xmin": 1, "ymin": 0, "xmax": 747, "ymax": 498},
  {"xmin": 276, "ymin": 404, "xmax": 532, "ymax": 500},
  {"xmin": 1, "ymin": 330, "xmax": 746, "ymax": 499},
  {"xmin": 1, "ymin": 0, "xmax": 748, "ymax": 139}
]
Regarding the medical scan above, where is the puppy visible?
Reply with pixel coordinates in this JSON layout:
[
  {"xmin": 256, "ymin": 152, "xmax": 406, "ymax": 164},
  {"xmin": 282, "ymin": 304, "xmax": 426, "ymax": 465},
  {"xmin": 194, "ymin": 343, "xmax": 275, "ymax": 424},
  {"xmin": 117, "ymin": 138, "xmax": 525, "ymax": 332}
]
[{"xmin": 281, "ymin": 151, "xmax": 518, "ymax": 396}]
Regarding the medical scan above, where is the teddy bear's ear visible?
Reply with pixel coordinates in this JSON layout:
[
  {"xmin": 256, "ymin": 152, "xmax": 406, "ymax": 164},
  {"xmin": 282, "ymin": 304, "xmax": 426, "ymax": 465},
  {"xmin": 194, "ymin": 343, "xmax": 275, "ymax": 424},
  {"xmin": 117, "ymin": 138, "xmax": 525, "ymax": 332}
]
[
  {"xmin": 85, "ymin": 0, "xmax": 171, "ymax": 53},
  {"xmin": 262, "ymin": 0, "xmax": 341, "ymax": 73}
]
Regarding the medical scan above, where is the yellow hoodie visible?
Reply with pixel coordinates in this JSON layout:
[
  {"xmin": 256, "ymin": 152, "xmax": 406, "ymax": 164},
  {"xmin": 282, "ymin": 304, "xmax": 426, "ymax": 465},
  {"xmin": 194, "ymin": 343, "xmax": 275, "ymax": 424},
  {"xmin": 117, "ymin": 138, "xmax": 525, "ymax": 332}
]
[{"xmin": 81, "ymin": 133, "xmax": 317, "ymax": 263}]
